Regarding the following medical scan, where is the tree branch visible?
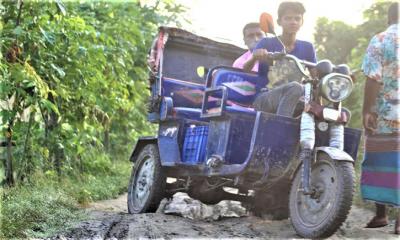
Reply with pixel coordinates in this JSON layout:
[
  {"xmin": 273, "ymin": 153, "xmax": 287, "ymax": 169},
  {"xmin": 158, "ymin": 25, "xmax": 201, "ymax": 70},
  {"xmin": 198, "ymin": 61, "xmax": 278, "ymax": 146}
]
[{"xmin": 16, "ymin": 0, "xmax": 24, "ymax": 27}]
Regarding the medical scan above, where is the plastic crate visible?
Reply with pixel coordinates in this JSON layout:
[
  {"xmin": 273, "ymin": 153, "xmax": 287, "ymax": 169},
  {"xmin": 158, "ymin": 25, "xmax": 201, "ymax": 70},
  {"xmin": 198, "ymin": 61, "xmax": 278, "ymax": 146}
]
[{"xmin": 182, "ymin": 125, "xmax": 208, "ymax": 164}]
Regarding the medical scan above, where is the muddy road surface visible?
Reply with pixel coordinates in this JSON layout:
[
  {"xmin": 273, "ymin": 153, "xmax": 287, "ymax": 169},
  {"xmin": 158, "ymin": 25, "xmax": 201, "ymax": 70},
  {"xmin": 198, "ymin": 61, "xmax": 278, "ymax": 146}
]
[{"xmin": 52, "ymin": 193, "xmax": 399, "ymax": 239}]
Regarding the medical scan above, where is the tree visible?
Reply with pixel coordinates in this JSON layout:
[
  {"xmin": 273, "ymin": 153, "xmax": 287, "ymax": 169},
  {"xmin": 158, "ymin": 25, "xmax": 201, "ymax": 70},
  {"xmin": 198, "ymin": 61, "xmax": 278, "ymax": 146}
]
[
  {"xmin": 0, "ymin": 0, "xmax": 185, "ymax": 185},
  {"xmin": 314, "ymin": 18, "xmax": 358, "ymax": 64},
  {"xmin": 313, "ymin": 1, "xmax": 391, "ymax": 129}
]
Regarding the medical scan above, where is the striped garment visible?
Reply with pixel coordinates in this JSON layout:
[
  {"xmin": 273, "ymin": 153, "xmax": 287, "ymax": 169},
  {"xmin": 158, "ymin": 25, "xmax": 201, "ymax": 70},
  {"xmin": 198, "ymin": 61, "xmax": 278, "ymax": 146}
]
[{"xmin": 360, "ymin": 134, "xmax": 400, "ymax": 207}]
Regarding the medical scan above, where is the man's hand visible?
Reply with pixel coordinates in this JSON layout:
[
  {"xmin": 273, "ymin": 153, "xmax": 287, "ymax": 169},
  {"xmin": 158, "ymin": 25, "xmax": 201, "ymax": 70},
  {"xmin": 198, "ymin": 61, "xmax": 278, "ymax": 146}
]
[
  {"xmin": 362, "ymin": 78, "xmax": 381, "ymax": 135},
  {"xmin": 252, "ymin": 49, "xmax": 270, "ymax": 62},
  {"xmin": 363, "ymin": 112, "xmax": 378, "ymax": 134}
]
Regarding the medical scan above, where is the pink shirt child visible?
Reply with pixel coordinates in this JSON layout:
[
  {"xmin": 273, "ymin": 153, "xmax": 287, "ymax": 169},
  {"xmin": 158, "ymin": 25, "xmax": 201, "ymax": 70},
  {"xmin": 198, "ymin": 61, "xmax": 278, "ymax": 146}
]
[{"xmin": 233, "ymin": 50, "xmax": 259, "ymax": 72}]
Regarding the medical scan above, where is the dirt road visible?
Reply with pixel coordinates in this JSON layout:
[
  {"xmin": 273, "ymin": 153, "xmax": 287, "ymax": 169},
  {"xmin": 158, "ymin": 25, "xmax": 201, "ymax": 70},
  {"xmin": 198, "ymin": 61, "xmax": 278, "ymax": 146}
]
[{"xmin": 52, "ymin": 193, "xmax": 398, "ymax": 239}]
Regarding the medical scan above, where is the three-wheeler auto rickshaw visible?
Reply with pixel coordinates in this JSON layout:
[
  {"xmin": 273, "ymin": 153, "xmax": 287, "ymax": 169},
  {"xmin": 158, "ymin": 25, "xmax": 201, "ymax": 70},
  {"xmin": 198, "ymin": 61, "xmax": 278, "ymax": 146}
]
[{"xmin": 127, "ymin": 15, "xmax": 361, "ymax": 238}]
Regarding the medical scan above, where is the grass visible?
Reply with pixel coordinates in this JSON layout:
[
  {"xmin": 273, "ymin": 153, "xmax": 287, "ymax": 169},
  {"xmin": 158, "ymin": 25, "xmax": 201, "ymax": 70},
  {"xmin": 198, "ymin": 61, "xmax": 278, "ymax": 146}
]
[
  {"xmin": 0, "ymin": 160, "xmax": 132, "ymax": 239},
  {"xmin": 1, "ymin": 182, "xmax": 81, "ymax": 239},
  {"xmin": 66, "ymin": 160, "xmax": 131, "ymax": 205}
]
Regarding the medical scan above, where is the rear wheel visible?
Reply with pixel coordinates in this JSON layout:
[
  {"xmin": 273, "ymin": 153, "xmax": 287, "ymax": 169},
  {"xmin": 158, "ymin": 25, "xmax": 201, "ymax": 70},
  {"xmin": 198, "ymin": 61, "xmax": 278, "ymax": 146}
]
[
  {"xmin": 289, "ymin": 153, "xmax": 355, "ymax": 238},
  {"xmin": 127, "ymin": 144, "xmax": 166, "ymax": 213},
  {"xmin": 250, "ymin": 179, "xmax": 290, "ymax": 220}
]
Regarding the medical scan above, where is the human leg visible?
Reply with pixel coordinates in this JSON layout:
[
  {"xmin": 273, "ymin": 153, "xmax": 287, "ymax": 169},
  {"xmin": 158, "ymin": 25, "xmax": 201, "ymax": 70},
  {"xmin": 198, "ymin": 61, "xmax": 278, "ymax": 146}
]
[
  {"xmin": 275, "ymin": 82, "xmax": 303, "ymax": 117},
  {"xmin": 395, "ymin": 210, "xmax": 400, "ymax": 234},
  {"xmin": 253, "ymin": 90, "xmax": 279, "ymax": 114},
  {"xmin": 365, "ymin": 203, "xmax": 389, "ymax": 228},
  {"xmin": 253, "ymin": 82, "xmax": 303, "ymax": 117}
]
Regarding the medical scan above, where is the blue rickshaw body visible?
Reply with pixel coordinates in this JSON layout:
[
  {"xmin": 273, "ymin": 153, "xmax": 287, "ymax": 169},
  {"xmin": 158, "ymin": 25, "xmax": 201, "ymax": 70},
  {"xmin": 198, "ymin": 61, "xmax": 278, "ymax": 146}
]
[{"xmin": 131, "ymin": 27, "xmax": 361, "ymax": 187}]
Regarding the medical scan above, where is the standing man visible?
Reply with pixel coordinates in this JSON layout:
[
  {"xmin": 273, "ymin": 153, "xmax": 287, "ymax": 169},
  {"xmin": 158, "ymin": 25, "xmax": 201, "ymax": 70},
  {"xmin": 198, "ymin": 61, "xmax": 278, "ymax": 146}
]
[
  {"xmin": 361, "ymin": 2, "xmax": 399, "ymax": 235},
  {"xmin": 233, "ymin": 23, "xmax": 265, "ymax": 71}
]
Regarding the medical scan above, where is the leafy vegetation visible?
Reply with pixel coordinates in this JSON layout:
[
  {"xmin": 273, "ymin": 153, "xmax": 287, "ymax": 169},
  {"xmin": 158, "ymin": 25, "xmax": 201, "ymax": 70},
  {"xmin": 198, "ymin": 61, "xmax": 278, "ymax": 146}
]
[
  {"xmin": 314, "ymin": 1, "xmax": 391, "ymax": 130},
  {"xmin": 1, "ymin": 160, "xmax": 131, "ymax": 238},
  {"xmin": 0, "ymin": 0, "xmax": 185, "ymax": 186},
  {"xmin": 314, "ymin": 1, "xmax": 398, "ymax": 217},
  {"xmin": 1, "ymin": 181, "xmax": 80, "ymax": 238},
  {"xmin": 0, "ymin": 0, "xmax": 184, "ymax": 238}
]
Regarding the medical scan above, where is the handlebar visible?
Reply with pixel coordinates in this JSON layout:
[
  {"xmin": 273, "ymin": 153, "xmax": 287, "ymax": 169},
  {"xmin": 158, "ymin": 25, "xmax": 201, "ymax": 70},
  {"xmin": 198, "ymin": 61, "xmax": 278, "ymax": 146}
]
[{"xmin": 267, "ymin": 52, "xmax": 315, "ymax": 79}]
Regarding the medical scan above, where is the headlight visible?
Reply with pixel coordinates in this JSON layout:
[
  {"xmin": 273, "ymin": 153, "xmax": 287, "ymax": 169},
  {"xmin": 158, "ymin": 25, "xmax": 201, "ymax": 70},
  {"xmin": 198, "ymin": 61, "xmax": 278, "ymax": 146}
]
[{"xmin": 320, "ymin": 73, "xmax": 353, "ymax": 102}]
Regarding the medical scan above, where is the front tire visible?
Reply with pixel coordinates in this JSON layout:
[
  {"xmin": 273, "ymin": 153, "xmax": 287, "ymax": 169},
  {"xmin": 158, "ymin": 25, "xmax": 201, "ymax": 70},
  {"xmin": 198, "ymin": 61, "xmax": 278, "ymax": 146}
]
[
  {"xmin": 127, "ymin": 144, "xmax": 166, "ymax": 213},
  {"xmin": 289, "ymin": 153, "xmax": 355, "ymax": 238}
]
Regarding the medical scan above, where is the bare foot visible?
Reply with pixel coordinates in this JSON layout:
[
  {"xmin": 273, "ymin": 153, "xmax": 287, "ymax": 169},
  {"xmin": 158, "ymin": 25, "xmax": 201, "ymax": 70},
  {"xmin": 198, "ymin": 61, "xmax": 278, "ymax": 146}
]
[
  {"xmin": 365, "ymin": 216, "xmax": 389, "ymax": 228},
  {"xmin": 395, "ymin": 218, "xmax": 400, "ymax": 235}
]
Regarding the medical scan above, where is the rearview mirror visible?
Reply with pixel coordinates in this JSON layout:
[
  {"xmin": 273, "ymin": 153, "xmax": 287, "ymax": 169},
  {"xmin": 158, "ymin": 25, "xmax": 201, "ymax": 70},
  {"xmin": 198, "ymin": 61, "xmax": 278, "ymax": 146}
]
[{"xmin": 260, "ymin": 12, "xmax": 275, "ymax": 34}]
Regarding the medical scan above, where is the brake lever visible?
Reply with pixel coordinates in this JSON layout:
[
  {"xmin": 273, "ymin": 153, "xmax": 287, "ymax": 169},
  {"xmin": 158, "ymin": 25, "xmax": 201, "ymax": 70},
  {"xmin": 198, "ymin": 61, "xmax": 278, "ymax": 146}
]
[
  {"xmin": 302, "ymin": 78, "xmax": 318, "ymax": 84},
  {"xmin": 268, "ymin": 52, "xmax": 286, "ymax": 61}
]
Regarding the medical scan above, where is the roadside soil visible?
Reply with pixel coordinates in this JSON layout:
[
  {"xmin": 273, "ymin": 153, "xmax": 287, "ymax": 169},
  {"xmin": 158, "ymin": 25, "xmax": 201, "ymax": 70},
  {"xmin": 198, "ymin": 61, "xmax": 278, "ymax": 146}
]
[{"xmin": 51, "ymin": 193, "xmax": 399, "ymax": 239}]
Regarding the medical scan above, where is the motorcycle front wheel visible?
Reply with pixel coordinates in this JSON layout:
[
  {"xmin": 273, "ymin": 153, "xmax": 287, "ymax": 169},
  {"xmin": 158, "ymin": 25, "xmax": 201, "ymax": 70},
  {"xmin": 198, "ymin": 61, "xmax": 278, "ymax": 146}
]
[{"xmin": 289, "ymin": 153, "xmax": 355, "ymax": 238}]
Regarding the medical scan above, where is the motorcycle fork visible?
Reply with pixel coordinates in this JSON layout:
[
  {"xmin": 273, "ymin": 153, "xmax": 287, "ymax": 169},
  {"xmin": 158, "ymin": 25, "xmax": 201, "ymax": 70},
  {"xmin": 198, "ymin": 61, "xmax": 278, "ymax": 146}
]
[
  {"xmin": 299, "ymin": 86, "xmax": 345, "ymax": 195},
  {"xmin": 299, "ymin": 83, "xmax": 315, "ymax": 195}
]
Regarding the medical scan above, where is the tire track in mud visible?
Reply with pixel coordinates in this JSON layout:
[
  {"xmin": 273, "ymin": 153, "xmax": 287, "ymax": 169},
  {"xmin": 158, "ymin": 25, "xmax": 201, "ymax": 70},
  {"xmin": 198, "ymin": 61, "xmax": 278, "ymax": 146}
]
[
  {"xmin": 51, "ymin": 193, "xmax": 400, "ymax": 239},
  {"xmin": 104, "ymin": 213, "xmax": 124, "ymax": 239},
  {"xmin": 51, "ymin": 212, "xmax": 123, "ymax": 240}
]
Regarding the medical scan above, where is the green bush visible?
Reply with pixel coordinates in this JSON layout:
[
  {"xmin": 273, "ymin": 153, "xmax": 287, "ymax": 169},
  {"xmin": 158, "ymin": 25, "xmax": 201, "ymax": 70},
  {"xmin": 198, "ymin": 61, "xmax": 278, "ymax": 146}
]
[
  {"xmin": 1, "ymin": 184, "xmax": 80, "ymax": 239},
  {"xmin": 80, "ymin": 150, "xmax": 113, "ymax": 174},
  {"xmin": 0, "ymin": 161, "xmax": 131, "ymax": 238},
  {"xmin": 66, "ymin": 161, "xmax": 131, "ymax": 204}
]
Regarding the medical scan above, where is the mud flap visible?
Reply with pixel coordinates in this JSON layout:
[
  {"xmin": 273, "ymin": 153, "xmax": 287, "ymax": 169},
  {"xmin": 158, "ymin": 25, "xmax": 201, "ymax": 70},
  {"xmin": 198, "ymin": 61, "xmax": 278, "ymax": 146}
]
[
  {"xmin": 314, "ymin": 146, "xmax": 354, "ymax": 163},
  {"xmin": 129, "ymin": 137, "xmax": 157, "ymax": 163}
]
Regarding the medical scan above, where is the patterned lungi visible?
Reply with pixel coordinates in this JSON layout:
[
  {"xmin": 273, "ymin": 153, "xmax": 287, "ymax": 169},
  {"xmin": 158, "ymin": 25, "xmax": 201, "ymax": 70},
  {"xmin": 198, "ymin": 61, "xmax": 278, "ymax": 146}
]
[{"xmin": 361, "ymin": 134, "xmax": 400, "ymax": 207}]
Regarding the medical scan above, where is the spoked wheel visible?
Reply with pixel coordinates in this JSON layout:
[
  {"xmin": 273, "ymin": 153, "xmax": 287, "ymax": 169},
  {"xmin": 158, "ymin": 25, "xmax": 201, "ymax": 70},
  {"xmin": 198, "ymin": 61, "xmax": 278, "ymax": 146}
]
[
  {"xmin": 289, "ymin": 153, "xmax": 355, "ymax": 238},
  {"xmin": 128, "ymin": 144, "xmax": 166, "ymax": 214}
]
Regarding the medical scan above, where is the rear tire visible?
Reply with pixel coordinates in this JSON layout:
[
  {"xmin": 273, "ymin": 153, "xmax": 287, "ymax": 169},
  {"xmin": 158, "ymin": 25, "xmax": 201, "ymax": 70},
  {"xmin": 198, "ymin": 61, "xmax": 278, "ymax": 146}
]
[
  {"xmin": 127, "ymin": 144, "xmax": 166, "ymax": 213},
  {"xmin": 289, "ymin": 153, "xmax": 355, "ymax": 238},
  {"xmin": 250, "ymin": 179, "xmax": 290, "ymax": 220}
]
